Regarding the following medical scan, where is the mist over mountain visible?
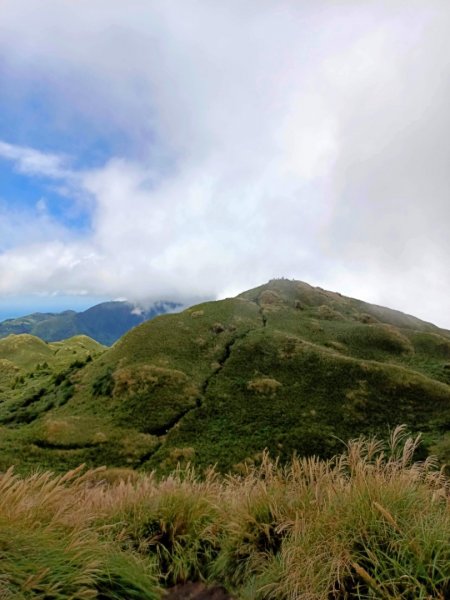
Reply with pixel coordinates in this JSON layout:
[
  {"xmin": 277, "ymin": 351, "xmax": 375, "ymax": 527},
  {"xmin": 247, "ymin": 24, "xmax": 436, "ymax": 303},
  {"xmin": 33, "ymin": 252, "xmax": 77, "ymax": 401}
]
[{"xmin": 0, "ymin": 300, "xmax": 182, "ymax": 345}]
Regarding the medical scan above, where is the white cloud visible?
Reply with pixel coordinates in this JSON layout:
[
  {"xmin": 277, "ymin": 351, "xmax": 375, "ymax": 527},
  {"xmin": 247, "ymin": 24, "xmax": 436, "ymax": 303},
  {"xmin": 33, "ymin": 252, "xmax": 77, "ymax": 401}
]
[
  {"xmin": 0, "ymin": 198, "xmax": 70, "ymax": 252},
  {"xmin": 0, "ymin": 1, "xmax": 449, "ymax": 327},
  {"xmin": 0, "ymin": 141, "xmax": 70, "ymax": 179}
]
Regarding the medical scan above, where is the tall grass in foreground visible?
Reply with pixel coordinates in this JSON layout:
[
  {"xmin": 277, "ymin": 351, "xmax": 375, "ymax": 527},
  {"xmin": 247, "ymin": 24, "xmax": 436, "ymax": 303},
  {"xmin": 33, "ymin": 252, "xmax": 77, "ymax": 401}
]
[
  {"xmin": 0, "ymin": 426, "xmax": 448, "ymax": 599},
  {"xmin": 0, "ymin": 465, "xmax": 161, "ymax": 599}
]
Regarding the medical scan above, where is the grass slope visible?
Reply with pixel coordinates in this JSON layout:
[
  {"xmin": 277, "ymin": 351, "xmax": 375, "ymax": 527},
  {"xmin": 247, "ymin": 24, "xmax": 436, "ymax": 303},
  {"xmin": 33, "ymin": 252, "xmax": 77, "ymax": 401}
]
[
  {"xmin": 0, "ymin": 430, "xmax": 448, "ymax": 599},
  {"xmin": 0, "ymin": 279, "xmax": 449, "ymax": 473},
  {"xmin": 0, "ymin": 334, "xmax": 109, "ymax": 471}
]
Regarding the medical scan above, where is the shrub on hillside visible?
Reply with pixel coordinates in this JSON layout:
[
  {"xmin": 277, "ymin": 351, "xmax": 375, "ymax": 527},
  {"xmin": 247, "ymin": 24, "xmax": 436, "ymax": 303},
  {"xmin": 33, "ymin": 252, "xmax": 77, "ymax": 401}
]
[{"xmin": 247, "ymin": 377, "xmax": 282, "ymax": 396}]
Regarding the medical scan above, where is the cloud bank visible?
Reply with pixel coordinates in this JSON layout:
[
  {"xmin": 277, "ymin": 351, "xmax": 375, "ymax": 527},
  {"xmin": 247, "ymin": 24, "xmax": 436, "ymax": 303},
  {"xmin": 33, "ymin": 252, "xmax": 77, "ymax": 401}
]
[{"xmin": 0, "ymin": 0, "xmax": 449, "ymax": 326}]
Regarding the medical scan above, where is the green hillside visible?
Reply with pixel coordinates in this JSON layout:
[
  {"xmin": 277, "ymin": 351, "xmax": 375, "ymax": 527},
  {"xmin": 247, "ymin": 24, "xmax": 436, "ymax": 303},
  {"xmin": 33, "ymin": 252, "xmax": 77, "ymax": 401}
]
[{"xmin": 0, "ymin": 279, "xmax": 449, "ymax": 473}]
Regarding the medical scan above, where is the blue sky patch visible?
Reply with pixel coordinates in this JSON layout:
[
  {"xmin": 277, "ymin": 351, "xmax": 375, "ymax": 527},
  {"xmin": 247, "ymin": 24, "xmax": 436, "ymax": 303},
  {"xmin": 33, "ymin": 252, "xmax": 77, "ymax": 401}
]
[{"xmin": 0, "ymin": 160, "xmax": 91, "ymax": 234}]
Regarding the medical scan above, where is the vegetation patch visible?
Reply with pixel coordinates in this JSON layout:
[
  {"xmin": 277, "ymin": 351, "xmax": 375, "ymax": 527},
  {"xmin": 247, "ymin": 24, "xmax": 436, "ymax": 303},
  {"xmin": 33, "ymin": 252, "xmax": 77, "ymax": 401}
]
[
  {"xmin": 339, "ymin": 323, "xmax": 415, "ymax": 357},
  {"xmin": 247, "ymin": 377, "xmax": 282, "ymax": 396},
  {"xmin": 113, "ymin": 365, "xmax": 199, "ymax": 434}
]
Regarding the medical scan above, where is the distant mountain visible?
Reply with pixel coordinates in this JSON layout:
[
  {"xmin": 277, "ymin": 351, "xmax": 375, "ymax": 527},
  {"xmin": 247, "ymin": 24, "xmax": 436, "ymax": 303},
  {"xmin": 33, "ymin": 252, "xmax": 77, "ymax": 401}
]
[
  {"xmin": 0, "ymin": 279, "xmax": 449, "ymax": 475},
  {"xmin": 0, "ymin": 300, "xmax": 182, "ymax": 345}
]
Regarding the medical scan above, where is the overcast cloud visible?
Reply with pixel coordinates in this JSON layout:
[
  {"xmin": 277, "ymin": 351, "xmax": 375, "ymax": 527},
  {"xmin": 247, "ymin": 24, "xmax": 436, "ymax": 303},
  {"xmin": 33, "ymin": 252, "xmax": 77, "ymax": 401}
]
[{"xmin": 0, "ymin": 0, "xmax": 449, "ymax": 326}]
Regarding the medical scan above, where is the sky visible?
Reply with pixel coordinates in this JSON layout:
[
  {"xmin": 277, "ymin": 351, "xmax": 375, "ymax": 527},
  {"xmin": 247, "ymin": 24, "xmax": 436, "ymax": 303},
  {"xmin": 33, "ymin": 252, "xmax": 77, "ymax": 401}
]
[{"xmin": 0, "ymin": 0, "xmax": 449, "ymax": 327}]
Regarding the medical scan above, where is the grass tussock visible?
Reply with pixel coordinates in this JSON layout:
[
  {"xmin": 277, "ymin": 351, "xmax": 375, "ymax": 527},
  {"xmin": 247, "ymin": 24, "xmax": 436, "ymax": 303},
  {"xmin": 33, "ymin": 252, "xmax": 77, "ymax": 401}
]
[{"xmin": 0, "ymin": 426, "xmax": 448, "ymax": 599}]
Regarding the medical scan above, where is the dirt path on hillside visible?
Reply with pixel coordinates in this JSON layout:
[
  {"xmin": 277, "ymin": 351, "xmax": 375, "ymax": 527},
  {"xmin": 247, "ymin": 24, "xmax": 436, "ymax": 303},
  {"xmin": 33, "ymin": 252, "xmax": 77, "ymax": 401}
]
[{"xmin": 164, "ymin": 582, "xmax": 234, "ymax": 600}]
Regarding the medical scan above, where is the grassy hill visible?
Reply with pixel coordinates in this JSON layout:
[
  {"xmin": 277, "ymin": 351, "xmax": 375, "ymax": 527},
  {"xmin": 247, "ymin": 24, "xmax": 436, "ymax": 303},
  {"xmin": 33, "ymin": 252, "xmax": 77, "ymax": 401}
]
[
  {"xmin": 0, "ymin": 300, "xmax": 182, "ymax": 345},
  {"xmin": 0, "ymin": 279, "xmax": 449, "ymax": 473}
]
